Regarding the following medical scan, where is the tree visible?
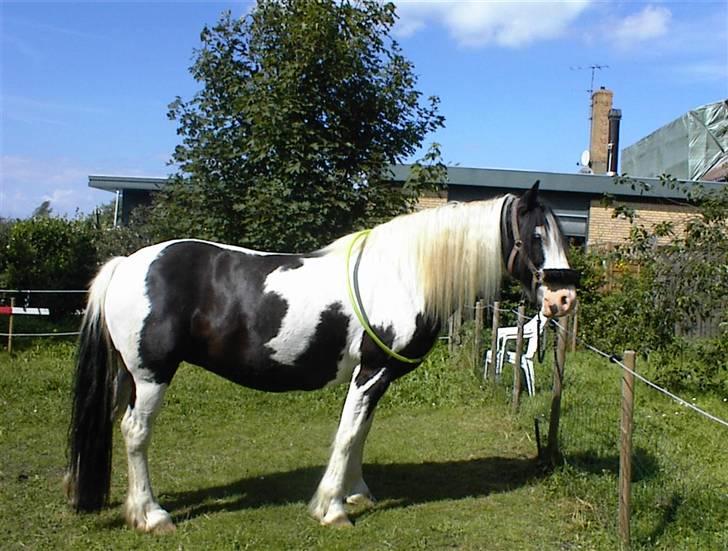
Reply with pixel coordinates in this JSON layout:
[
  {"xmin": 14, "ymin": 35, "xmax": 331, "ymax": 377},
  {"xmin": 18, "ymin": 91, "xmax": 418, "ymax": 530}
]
[
  {"xmin": 156, "ymin": 0, "xmax": 444, "ymax": 251},
  {"xmin": 32, "ymin": 200, "xmax": 52, "ymax": 218}
]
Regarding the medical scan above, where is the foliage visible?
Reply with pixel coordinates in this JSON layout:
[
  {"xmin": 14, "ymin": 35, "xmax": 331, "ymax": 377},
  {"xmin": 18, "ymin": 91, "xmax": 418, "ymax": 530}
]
[
  {"xmin": 0, "ymin": 216, "xmax": 14, "ymax": 288},
  {"xmin": 3, "ymin": 216, "xmax": 97, "ymax": 317},
  {"xmin": 91, "ymin": 202, "xmax": 158, "ymax": 261},
  {"xmin": 577, "ymin": 175, "xmax": 728, "ymax": 392},
  {"xmin": 156, "ymin": 0, "xmax": 444, "ymax": 251}
]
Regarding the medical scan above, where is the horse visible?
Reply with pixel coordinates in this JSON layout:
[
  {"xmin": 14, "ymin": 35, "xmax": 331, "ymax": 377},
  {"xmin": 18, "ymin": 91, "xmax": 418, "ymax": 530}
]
[{"xmin": 65, "ymin": 180, "xmax": 578, "ymax": 533}]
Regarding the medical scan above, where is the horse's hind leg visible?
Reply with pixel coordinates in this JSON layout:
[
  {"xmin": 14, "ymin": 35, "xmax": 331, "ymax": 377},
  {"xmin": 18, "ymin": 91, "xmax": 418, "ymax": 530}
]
[{"xmin": 120, "ymin": 376, "xmax": 175, "ymax": 534}]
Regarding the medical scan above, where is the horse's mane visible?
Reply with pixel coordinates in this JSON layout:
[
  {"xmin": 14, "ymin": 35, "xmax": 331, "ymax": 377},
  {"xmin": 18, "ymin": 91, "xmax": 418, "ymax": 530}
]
[{"xmin": 327, "ymin": 197, "xmax": 507, "ymax": 324}]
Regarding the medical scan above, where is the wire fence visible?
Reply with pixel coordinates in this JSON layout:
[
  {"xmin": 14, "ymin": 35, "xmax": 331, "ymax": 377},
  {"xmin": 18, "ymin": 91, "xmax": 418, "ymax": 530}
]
[
  {"xmin": 1, "ymin": 290, "xmax": 84, "ymax": 345},
  {"xmin": 455, "ymin": 301, "xmax": 728, "ymax": 547}
]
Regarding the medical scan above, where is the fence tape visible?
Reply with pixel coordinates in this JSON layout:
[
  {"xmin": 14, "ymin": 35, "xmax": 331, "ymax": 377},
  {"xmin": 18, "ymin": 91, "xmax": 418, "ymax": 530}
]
[
  {"xmin": 0, "ymin": 332, "xmax": 80, "ymax": 337},
  {"xmin": 0, "ymin": 289, "xmax": 87, "ymax": 294}
]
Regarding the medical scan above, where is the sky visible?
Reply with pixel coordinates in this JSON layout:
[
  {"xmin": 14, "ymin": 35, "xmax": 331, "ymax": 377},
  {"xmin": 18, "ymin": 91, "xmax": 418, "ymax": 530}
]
[{"xmin": 1, "ymin": 0, "xmax": 727, "ymax": 219}]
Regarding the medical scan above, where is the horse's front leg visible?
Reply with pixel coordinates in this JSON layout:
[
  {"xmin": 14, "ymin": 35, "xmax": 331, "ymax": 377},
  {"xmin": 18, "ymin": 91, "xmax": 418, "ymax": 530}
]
[{"xmin": 309, "ymin": 364, "xmax": 388, "ymax": 526}]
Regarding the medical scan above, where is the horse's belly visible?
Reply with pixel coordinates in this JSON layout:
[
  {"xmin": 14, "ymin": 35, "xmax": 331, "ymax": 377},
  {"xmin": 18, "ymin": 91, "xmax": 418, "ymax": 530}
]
[{"xmin": 191, "ymin": 350, "xmax": 351, "ymax": 392}]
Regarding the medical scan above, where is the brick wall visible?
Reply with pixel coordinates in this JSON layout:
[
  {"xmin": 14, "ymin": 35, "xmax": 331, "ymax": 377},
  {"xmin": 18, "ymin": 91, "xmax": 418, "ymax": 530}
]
[
  {"xmin": 587, "ymin": 198, "xmax": 697, "ymax": 248},
  {"xmin": 415, "ymin": 190, "xmax": 448, "ymax": 211}
]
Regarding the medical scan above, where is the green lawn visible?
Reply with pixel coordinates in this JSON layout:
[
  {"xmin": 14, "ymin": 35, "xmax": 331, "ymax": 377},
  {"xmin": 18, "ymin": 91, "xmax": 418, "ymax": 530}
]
[{"xmin": 1, "ymin": 341, "xmax": 726, "ymax": 549}]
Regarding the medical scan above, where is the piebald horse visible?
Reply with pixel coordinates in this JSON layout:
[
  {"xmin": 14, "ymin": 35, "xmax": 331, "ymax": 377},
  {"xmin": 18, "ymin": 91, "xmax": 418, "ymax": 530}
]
[{"xmin": 65, "ymin": 181, "xmax": 577, "ymax": 532}]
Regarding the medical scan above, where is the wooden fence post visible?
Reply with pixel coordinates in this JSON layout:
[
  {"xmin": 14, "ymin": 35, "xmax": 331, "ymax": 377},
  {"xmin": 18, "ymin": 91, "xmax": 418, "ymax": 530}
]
[
  {"xmin": 488, "ymin": 301, "xmax": 500, "ymax": 381},
  {"xmin": 7, "ymin": 297, "xmax": 14, "ymax": 353},
  {"xmin": 448, "ymin": 315, "xmax": 454, "ymax": 354},
  {"xmin": 619, "ymin": 350, "xmax": 636, "ymax": 549},
  {"xmin": 511, "ymin": 303, "xmax": 526, "ymax": 413},
  {"xmin": 473, "ymin": 300, "xmax": 484, "ymax": 374},
  {"xmin": 546, "ymin": 317, "xmax": 568, "ymax": 463},
  {"xmin": 569, "ymin": 299, "xmax": 579, "ymax": 353}
]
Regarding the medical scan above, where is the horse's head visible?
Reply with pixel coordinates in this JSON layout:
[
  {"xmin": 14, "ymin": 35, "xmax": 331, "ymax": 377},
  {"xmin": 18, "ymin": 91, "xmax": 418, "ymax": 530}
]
[{"xmin": 501, "ymin": 181, "xmax": 578, "ymax": 318}]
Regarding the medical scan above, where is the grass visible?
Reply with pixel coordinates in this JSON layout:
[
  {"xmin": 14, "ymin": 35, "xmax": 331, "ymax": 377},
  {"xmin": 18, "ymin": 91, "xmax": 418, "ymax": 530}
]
[{"xmin": 1, "ymin": 338, "xmax": 726, "ymax": 549}]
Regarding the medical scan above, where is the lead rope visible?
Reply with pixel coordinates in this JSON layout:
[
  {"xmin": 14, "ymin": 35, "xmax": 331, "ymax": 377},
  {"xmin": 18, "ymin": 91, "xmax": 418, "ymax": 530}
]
[{"xmin": 537, "ymin": 313, "xmax": 546, "ymax": 363}]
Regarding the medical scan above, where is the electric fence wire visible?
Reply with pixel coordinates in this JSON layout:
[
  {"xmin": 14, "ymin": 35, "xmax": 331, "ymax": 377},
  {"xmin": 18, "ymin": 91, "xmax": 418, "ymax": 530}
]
[{"xmin": 543, "ymin": 316, "xmax": 728, "ymax": 430}]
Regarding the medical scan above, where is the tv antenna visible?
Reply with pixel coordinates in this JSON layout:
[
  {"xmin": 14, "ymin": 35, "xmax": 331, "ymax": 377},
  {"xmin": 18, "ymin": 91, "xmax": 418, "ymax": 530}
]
[{"xmin": 571, "ymin": 64, "xmax": 609, "ymax": 95}]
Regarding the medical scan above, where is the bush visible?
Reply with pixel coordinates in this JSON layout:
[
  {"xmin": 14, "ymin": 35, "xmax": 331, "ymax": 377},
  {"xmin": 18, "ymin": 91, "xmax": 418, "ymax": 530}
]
[
  {"xmin": 4, "ymin": 217, "xmax": 97, "ymax": 317},
  {"xmin": 573, "ymin": 176, "xmax": 728, "ymax": 394}
]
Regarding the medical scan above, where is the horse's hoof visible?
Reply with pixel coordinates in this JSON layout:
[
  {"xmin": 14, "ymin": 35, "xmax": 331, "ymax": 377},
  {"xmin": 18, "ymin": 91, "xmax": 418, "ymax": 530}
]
[
  {"xmin": 126, "ymin": 505, "xmax": 176, "ymax": 534},
  {"xmin": 346, "ymin": 493, "xmax": 375, "ymax": 507},
  {"xmin": 146, "ymin": 509, "xmax": 176, "ymax": 534},
  {"xmin": 150, "ymin": 518, "xmax": 176, "ymax": 535},
  {"xmin": 321, "ymin": 510, "xmax": 353, "ymax": 528}
]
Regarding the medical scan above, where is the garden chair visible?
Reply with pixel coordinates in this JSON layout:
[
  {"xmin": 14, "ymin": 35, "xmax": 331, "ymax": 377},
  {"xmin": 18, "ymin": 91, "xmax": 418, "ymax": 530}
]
[{"xmin": 484, "ymin": 311, "xmax": 546, "ymax": 396}]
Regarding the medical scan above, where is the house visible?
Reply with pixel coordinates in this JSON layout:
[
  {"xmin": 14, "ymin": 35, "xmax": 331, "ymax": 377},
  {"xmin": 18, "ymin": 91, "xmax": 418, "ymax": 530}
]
[
  {"xmin": 89, "ymin": 167, "xmax": 721, "ymax": 249},
  {"xmin": 88, "ymin": 91, "xmax": 726, "ymax": 249}
]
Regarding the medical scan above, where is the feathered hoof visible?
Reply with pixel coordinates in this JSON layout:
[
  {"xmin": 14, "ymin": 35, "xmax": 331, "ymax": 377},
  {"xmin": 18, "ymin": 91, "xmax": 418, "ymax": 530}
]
[
  {"xmin": 345, "ymin": 493, "xmax": 375, "ymax": 507},
  {"xmin": 320, "ymin": 510, "xmax": 354, "ymax": 528},
  {"xmin": 126, "ymin": 503, "xmax": 176, "ymax": 534}
]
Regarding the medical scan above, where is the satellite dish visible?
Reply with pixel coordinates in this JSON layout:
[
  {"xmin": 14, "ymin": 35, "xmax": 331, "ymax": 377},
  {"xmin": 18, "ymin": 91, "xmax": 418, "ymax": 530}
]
[{"xmin": 580, "ymin": 149, "xmax": 591, "ymax": 167}]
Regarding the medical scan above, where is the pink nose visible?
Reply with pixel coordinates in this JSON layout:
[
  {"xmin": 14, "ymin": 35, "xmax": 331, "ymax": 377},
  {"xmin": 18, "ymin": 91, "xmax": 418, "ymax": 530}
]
[{"xmin": 543, "ymin": 288, "xmax": 576, "ymax": 318}]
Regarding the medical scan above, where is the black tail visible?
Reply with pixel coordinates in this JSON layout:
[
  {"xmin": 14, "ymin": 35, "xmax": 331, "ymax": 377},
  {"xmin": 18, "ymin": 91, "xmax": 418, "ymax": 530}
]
[{"xmin": 66, "ymin": 257, "xmax": 124, "ymax": 512}]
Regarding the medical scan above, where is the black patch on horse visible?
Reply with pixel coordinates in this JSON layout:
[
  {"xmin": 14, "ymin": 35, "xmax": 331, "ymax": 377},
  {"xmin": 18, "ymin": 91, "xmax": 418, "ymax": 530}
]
[
  {"xmin": 357, "ymin": 314, "xmax": 441, "ymax": 417},
  {"xmin": 139, "ymin": 241, "xmax": 346, "ymax": 390}
]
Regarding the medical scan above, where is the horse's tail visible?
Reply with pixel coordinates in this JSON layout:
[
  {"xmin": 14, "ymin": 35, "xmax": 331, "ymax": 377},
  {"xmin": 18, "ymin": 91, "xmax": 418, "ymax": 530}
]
[{"xmin": 65, "ymin": 256, "xmax": 125, "ymax": 512}]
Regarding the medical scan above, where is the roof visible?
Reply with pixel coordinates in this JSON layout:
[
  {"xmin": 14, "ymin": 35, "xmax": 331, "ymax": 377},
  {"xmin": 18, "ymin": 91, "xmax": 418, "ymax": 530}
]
[
  {"xmin": 88, "ymin": 175, "xmax": 169, "ymax": 192},
  {"xmin": 90, "ymin": 166, "xmax": 725, "ymax": 200},
  {"xmin": 386, "ymin": 165, "xmax": 724, "ymax": 200},
  {"xmin": 621, "ymin": 99, "xmax": 728, "ymax": 181}
]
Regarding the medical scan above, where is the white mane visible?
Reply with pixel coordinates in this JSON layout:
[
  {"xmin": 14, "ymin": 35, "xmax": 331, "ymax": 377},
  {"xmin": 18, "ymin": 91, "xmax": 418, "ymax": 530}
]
[{"xmin": 334, "ymin": 197, "xmax": 508, "ymax": 324}]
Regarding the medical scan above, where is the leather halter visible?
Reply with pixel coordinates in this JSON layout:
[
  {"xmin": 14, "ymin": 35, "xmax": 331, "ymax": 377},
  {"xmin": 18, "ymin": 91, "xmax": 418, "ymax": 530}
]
[{"xmin": 502, "ymin": 196, "xmax": 580, "ymax": 297}]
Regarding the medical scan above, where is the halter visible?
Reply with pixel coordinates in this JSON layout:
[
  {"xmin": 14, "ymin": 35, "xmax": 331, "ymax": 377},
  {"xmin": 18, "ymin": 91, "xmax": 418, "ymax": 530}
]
[{"xmin": 503, "ymin": 196, "xmax": 580, "ymax": 297}]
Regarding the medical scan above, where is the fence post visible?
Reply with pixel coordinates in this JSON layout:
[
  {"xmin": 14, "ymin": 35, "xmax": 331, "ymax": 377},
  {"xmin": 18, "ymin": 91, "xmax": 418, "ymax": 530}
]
[
  {"xmin": 7, "ymin": 297, "xmax": 14, "ymax": 353},
  {"xmin": 488, "ymin": 301, "xmax": 500, "ymax": 381},
  {"xmin": 569, "ymin": 299, "xmax": 579, "ymax": 353},
  {"xmin": 473, "ymin": 300, "xmax": 484, "ymax": 374},
  {"xmin": 453, "ymin": 306, "xmax": 462, "ymax": 347},
  {"xmin": 619, "ymin": 350, "xmax": 636, "ymax": 549},
  {"xmin": 448, "ymin": 315, "xmax": 454, "ymax": 354},
  {"xmin": 511, "ymin": 303, "xmax": 526, "ymax": 413},
  {"xmin": 546, "ymin": 317, "xmax": 568, "ymax": 463}
]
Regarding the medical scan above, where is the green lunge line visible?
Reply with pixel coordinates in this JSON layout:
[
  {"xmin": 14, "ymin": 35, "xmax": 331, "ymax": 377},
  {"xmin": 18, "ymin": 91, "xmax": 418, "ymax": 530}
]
[{"xmin": 346, "ymin": 230, "xmax": 424, "ymax": 364}]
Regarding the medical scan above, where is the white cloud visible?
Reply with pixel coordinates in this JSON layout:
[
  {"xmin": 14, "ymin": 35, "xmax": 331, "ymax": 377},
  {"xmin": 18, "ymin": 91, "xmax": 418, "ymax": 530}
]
[
  {"xmin": 612, "ymin": 5, "xmax": 671, "ymax": 47},
  {"xmin": 394, "ymin": 1, "xmax": 591, "ymax": 48}
]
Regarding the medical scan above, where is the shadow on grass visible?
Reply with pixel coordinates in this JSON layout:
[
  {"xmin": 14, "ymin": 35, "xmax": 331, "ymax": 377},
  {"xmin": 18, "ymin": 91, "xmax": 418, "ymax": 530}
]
[
  {"xmin": 564, "ymin": 447, "xmax": 660, "ymax": 482},
  {"xmin": 161, "ymin": 455, "xmax": 542, "ymax": 525}
]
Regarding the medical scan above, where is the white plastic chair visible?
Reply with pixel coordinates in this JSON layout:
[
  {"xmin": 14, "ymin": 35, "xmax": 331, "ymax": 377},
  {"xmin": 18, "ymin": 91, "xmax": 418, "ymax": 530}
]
[{"xmin": 484, "ymin": 312, "xmax": 546, "ymax": 396}]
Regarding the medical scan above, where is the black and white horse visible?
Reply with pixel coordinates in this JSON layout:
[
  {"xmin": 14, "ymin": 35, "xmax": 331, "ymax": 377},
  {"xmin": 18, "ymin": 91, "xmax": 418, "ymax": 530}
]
[{"xmin": 65, "ymin": 181, "xmax": 577, "ymax": 532}]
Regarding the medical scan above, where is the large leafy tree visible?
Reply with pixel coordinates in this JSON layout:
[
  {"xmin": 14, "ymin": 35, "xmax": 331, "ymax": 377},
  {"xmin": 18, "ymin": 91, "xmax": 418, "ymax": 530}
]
[{"xmin": 155, "ymin": 0, "xmax": 444, "ymax": 251}]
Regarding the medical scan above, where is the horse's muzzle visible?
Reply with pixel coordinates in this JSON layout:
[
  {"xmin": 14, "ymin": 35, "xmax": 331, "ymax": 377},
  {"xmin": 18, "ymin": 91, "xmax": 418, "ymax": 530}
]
[{"xmin": 542, "ymin": 286, "xmax": 576, "ymax": 318}]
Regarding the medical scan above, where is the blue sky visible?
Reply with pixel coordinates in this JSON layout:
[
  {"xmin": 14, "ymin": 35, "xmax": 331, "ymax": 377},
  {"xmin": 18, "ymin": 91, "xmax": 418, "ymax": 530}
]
[{"xmin": 2, "ymin": 1, "xmax": 726, "ymax": 219}]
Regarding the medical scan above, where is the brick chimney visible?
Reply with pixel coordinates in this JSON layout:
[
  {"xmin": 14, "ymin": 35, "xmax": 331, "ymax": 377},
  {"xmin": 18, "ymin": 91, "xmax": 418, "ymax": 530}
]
[{"xmin": 589, "ymin": 87, "xmax": 613, "ymax": 174}]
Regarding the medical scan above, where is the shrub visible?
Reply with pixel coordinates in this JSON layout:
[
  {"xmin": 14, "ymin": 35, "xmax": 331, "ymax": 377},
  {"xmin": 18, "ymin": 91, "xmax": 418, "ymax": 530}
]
[{"xmin": 4, "ymin": 217, "xmax": 97, "ymax": 317}]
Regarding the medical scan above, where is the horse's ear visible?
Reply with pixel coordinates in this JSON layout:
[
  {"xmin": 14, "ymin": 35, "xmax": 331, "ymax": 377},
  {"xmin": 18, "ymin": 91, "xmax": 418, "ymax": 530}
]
[{"xmin": 521, "ymin": 180, "xmax": 541, "ymax": 211}]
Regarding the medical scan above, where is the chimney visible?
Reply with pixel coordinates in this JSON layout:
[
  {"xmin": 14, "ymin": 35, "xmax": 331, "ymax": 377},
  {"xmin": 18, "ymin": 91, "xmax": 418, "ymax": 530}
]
[
  {"xmin": 607, "ymin": 108, "xmax": 622, "ymax": 175},
  {"xmin": 589, "ymin": 87, "xmax": 613, "ymax": 174}
]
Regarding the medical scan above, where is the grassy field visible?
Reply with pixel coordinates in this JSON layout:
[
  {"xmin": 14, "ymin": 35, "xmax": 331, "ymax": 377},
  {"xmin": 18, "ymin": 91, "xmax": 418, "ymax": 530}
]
[{"xmin": 1, "ymin": 339, "xmax": 726, "ymax": 550}]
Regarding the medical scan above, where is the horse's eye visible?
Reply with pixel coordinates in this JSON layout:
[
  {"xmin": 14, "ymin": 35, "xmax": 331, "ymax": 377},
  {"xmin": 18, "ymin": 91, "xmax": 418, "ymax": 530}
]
[{"xmin": 533, "ymin": 233, "xmax": 542, "ymax": 241}]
